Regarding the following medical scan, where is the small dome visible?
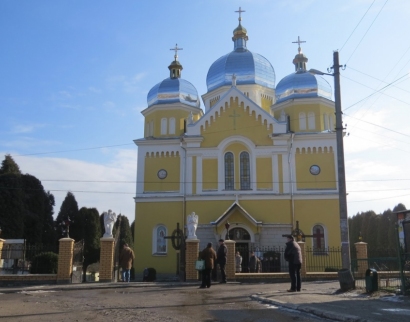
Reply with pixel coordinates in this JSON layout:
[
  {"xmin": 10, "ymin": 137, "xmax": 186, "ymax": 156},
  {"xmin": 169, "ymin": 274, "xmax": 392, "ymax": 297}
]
[
  {"xmin": 275, "ymin": 71, "xmax": 332, "ymax": 104},
  {"xmin": 147, "ymin": 78, "xmax": 200, "ymax": 108}
]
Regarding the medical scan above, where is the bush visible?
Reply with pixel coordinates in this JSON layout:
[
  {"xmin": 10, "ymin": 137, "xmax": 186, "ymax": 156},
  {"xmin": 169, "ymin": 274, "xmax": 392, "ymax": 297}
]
[{"xmin": 30, "ymin": 252, "xmax": 58, "ymax": 274}]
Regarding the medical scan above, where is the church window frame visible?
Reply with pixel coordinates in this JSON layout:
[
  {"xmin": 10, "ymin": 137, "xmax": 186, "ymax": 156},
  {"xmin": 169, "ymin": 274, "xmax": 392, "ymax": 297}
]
[
  {"xmin": 323, "ymin": 114, "xmax": 329, "ymax": 130},
  {"xmin": 149, "ymin": 121, "xmax": 154, "ymax": 136},
  {"xmin": 169, "ymin": 117, "xmax": 176, "ymax": 134},
  {"xmin": 308, "ymin": 112, "xmax": 315, "ymax": 130},
  {"xmin": 152, "ymin": 225, "xmax": 167, "ymax": 255},
  {"xmin": 312, "ymin": 224, "xmax": 327, "ymax": 255},
  {"xmin": 240, "ymin": 151, "xmax": 251, "ymax": 190},
  {"xmin": 224, "ymin": 152, "xmax": 234, "ymax": 190},
  {"xmin": 299, "ymin": 112, "xmax": 307, "ymax": 130},
  {"xmin": 161, "ymin": 118, "xmax": 167, "ymax": 135}
]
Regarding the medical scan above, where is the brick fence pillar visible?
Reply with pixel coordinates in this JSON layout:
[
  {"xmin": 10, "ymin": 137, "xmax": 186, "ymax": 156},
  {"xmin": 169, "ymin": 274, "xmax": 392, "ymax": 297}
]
[
  {"xmin": 185, "ymin": 239, "xmax": 200, "ymax": 281},
  {"xmin": 298, "ymin": 241, "xmax": 307, "ymax": 277},
  {"xmin": 224, "ymin": 240, "xmax": 236, "ymax": 281},
  {"xmin": 99, "ymin": 237, "xmax": 115, "ymax": 282},
  {"xmin": 355, "ymin": 242, "xmax": 368, "ymax": 277},
  {"xmin": 57, "ymin": 238, "xmax": 74, "ymax": 284}
]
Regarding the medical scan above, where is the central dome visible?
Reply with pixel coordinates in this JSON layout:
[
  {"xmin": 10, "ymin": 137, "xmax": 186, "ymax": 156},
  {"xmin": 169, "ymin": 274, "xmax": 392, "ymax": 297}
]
[{"xmin": 206, "ymin": 20, "xmax": 275, "ymax": 92}]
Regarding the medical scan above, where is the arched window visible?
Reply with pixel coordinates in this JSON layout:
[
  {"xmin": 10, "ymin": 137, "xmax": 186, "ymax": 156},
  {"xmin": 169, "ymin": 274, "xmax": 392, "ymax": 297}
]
[
  {"xmin": 224, "ymin": 152, "xmax": 234, "ymax": 190},
  {"xmin": 169, "ymin": 117, "xmax": 175, "ymax": 134},
  {"xmin": 161, "ymin": 118, "xmax": 167, "ymax": 135},
  {"xmin": 153, "ymin": 225, "xmax": 167, "ymax": 254},
  {"xmin": 323, "ymin": 114, "xmax": 329, "ymax": 130},
  {"xmin": 240, "ymin": 151, "xmax": 250, "ymax": 190},
  {"xmin": 312, "ymin": 225, "xmax": 326, "ymax": 254},
  {"xmin": 149, "ymin": 121, "xmax": 154, "ymax": 136},
  {"xmin": 229, "ymin": 227, "xmax": 250, "ymax": 241},
  {"xmin": 299, "ymin": 112, "xmax": 307, "ymax": 130},
  {"xmin": 329, "ymin": 115, "xmax": 334, "ymax": 131},
  {"xmin": 308, "ymin": 112, "xmax": 315, "ymax": 130}
]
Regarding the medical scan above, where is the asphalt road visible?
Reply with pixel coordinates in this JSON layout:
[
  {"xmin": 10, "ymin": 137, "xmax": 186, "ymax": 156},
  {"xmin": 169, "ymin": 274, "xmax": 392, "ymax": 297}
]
[{"xmin": 0, "ymin": 283, "xmax": 323, "ymax": 322}]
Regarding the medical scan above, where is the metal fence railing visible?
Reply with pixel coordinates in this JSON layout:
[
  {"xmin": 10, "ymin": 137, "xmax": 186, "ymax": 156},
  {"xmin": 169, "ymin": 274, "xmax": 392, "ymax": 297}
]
[
  {"xmin": 0, "ymin": 243, "xmax": 58, "ymax": 275},
  {"xmin": 305, "ymin": 247, "xmax": 342, "ymax": 272}
]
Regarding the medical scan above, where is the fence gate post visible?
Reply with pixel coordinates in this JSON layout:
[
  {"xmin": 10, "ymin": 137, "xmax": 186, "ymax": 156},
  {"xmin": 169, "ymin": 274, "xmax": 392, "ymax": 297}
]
[
  {"xmin": 99, "ymin": 237, "xmax": 115, "ymax": 282},
  {"xmin": 355, "ymin": 242, "xmax": 368, "ymax": 278},
  {"xmin": 298, "ymin": 242, "xmax": 307, "ymax": 277},
  {"xmin": 57, "ymin": 238, "xmax": 74, "ymax": 284},
  {"xmin": 185, "ymin": 239, "xmax": 200, "ymax": 281},
  {"xmin": 225, "ymin": 240, "xmax": 236, "ymax": 281}
]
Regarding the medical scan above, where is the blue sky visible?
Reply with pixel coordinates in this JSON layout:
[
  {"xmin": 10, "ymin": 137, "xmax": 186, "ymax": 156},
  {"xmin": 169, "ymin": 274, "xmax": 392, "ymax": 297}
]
[{"xmin": 1, "ymin": 0, "xmax": 410, "ymax": 223}]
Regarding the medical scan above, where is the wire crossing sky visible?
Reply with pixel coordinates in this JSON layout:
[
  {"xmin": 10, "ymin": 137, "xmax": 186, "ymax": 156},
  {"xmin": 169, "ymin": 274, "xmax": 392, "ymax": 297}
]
[{"xmin": 1, "ymin": 0, "xmax": 410, "ymax": 220}]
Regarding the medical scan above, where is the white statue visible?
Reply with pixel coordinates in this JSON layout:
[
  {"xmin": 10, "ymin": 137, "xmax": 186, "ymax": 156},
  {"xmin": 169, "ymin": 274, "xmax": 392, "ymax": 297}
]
[
  {"xmin": 103, "ymin": 209, "xmax": 117, "ymax": 238},
  {"xmin": 188, "ymin": 112, "xmax": 194, "ymax": 125},
  {"xmin": 187, "ymin": 212, "xmax": 198, "ymax": 240},
  {"xmin": 232, "ymin": 73, "xmax": 237, "ymax": 86}
]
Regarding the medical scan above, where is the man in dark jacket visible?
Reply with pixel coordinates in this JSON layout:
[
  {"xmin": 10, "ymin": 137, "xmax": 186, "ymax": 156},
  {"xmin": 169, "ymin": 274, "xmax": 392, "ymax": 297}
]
[
  {"xmin": 216, "ymin": 239, "xmax": 227, "ymax": 283},
  {"xmin": 119, "ymin": 243, "xmax": 135, "ymax": 282},
  {"xmin": 200, "ymin": 242, "xmax": 217, "ymax": 288},
  {"xmin": 284, "ymin": 235, "xmax": 302, "ymax": 292}
]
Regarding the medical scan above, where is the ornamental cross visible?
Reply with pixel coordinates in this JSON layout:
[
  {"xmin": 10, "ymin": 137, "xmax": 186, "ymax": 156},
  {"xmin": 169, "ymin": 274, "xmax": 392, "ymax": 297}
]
[
  {"xmin": 229, "ymin": 110, "xmax": 241, "ymax": 130},
  {"xmin": 235, "ymin": 7, "xmax": 245, "ymax": 21},
  {"xmin": 170, "ymin": 43, "xmax": 183, "ymax": 60},
  {"xmin": 292, "ymin": 36, "xmax": 306, "ymax": 54}
]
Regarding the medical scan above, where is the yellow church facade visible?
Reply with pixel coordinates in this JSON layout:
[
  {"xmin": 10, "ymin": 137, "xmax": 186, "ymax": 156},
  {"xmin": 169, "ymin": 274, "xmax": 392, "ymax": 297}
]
[{"xmin": 134, "ymin": 16, "xmax": 341, "ymax": 277}]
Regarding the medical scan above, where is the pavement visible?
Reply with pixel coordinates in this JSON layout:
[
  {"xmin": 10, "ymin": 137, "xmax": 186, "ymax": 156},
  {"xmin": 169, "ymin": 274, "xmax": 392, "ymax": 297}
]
[{"xmin": 1, "ymin": 280, "xmax": 410, "ymax": 321}]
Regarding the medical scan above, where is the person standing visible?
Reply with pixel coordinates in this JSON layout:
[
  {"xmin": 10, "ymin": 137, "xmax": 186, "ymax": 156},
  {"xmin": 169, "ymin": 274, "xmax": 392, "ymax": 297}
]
[
  {"xmin": 284, "ymin": 235, "xmax": 302, "ymax": 292},
  {"xmin": 199, "ymin": 242, "xmax": 217, "ymax": 288},
  {"xmin": 119, "ymin": 243, "xmax": 135, "ymax": 282},
  {"xmin": 216, "ymin": 239, "xmax": 227, "ymax": 283},
  {"xmin": 248, "ymin": 251, "xmax": 257, "ymax": 273},
  {"xmin": 235, "ymin": 251, "xmax": 242, "ymax": 273}
]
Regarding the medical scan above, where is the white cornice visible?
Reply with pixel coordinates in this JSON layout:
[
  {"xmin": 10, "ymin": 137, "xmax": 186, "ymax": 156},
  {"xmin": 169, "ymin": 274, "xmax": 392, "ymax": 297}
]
[{"xmin": 271, "ymin": 96, "xmax": 335, "ymax": 111}]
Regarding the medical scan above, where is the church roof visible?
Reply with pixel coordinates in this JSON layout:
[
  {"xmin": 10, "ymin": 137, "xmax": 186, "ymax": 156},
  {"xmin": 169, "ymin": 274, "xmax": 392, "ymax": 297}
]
[{"xmin": 211, "ymin": 201, "xmax": 262, "ymax": 226}]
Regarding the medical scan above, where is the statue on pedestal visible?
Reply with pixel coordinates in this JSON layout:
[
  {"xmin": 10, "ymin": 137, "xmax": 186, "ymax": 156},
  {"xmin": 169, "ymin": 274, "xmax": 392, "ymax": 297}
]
[
  {"xmin": 187, "ymin": 212, "xmax": 198, "ymax": 240},
  {"xmin": 103, "ymin": 209, "xmax": 117, "ymax": 238}
]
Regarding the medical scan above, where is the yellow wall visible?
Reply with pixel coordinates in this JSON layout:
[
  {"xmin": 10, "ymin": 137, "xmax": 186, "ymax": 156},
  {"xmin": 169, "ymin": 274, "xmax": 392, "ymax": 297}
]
[
  {"xmin": 256, "ymin": 157, "xmax": 272, "ymax": 190},
  {"xmin": 295, "ymin": 148, "xmax": 336, "ymax": 190},
  {"xmin": 202, "ymin": 159, "xmax": 218, "ymax": 190},
  {"xmin": 261, "ymin": 95, "xmax": 273, "ymax": 112},
  {"xmin": 144, "ymin": 154, "xmax": 180, "ymax": 192},
  {"xmin": 201, "ymin": 97, "xmax": 273, "ymax": 148},
  {"xmin": 134, "ymin": 201, "xmax": 183, "ymax": 274},
  {"xmin": 192, "ymin": 156, "xmax": 197, "ymax": 194},
  {"xmin": 278, "ymin": 154, "xmax": 283, "ymax": 193}
]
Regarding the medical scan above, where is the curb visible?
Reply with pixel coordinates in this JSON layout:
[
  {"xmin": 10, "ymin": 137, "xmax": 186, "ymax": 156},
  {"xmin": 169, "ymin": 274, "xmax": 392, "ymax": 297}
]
[{"xmin": 251, "ymin": 294, "xmax": 369, "ymax": 322}]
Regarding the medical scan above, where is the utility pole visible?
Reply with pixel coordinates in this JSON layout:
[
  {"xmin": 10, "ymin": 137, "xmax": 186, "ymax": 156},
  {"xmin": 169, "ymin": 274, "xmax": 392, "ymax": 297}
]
[{"xmin": 333, "ymin": 51, "xmax": 351, "ymax": 269}]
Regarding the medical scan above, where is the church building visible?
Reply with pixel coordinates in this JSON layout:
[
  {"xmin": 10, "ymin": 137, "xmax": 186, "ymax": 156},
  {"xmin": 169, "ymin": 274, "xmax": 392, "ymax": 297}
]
[{"xmin": 133, "ymin": 11, "xmax": 341, "ymax": 277}]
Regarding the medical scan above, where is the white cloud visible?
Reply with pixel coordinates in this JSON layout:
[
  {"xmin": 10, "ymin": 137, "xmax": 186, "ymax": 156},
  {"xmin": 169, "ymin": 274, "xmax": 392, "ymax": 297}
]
[{"xmin": 7, "ymin": 149, "xmax": 138, "ymax": 223}]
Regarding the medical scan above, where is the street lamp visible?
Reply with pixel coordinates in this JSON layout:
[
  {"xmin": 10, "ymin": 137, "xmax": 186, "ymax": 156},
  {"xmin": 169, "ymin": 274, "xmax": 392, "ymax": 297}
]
[
  {"xmin": 225, "ymin": 222, "xmax": 231, "ymax": 240},
  {"xmin": 309, "ymin": 50, "xmax": 350, "ymax": 269}
]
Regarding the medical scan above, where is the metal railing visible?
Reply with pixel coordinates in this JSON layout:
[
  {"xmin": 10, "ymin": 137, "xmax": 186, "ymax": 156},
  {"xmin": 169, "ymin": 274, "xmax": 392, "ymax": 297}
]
[{"xmin": 1, "ymin": 243, "xmax": 58, "ymax": 275}]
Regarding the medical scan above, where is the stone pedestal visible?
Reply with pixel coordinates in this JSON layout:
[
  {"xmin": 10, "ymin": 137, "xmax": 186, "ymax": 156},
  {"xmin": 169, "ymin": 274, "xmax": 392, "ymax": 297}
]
[
  {"xmin": 224, "ymin": 240, "xmax": 236, "ymax": 281},
  {"xmin": 355, "ymin": 242, "xmax": 368, "ymax": 277},
  {"xmin": 185, "ymin": 239, "xmax": 200, "ymax": 281},
  {"xmin": 100, "ymin": 237, "xmax": 115, "ymax": 283},
  {"xmin": 57, "ymin": 238, "xmax": 74, "ymax": 284},
  {"xmin": 298, "ymin": 242, "xmax": 306, "ymax": 277}
]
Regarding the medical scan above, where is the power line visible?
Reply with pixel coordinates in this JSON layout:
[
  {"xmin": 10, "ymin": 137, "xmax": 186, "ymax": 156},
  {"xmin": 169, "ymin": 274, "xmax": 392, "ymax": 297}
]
[
  {"xmin": 339, "ymin": 0, "xmax": 376, "ymax": 52},
  {"xmin": 345, "ymin": 0, "xmax": 389, "ymax": 64}
]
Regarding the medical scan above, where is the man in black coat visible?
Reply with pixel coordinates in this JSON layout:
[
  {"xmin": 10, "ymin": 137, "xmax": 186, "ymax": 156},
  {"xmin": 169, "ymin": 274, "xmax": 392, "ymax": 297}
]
[
  {"xmin": 216, "ymin": 239, "xmax": 227, "ymax": 283},
  {"xmin": 284, "ymin": 235, "xmax": 302, "ymax": 292}
]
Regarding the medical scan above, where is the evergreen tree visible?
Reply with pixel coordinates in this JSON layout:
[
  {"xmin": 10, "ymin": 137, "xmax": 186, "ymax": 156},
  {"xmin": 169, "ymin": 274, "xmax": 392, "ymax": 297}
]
[
  {"xmin": 130, "ymin": 220, "xmax": 135, "ymax": 243},
  {"xmin": 0, "ymin": 154, "xmax": 21, "ymax": 175},
  {"xmin": 79, "ymin": 207, "xmax": 101, "ymax": 281},
  {"xmin": 115, "ymin": 215, "xmax": 133, "ymax": 248},
  {"xmin": 56, "ymin": 192, "xmax": 79, "ymax": 238},
  {"xmin": 0, "ymin": 155, "xmax": 24, "ymax": 238}
]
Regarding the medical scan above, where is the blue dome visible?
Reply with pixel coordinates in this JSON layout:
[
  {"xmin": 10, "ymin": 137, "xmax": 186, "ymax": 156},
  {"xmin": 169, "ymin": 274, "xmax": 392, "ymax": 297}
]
[
  {"xmin": 147, "ymin": 78, "xmax": 200, "ymax": 108},
  {"xmin": 275, "ymin": 71, "xmax": 332, "ymax": 104},
  {"xmin": 206, "ymin": 50, "xmax": 276, "ymax": 92}
]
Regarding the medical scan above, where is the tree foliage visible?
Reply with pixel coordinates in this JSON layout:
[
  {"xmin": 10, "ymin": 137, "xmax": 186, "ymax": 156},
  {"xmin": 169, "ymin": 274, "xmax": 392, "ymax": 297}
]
[
  {"xmin": 349, "ymin": 203, "xmax": 406, "ymax": 258},
  {"xmin": 115, "ymin": 215, "xmax": 133, "ymax": 249},
  {"xmin": 0, "ymin": 155, "xmax": 56, "ymax": 244},
  {"xmin": 56, "ymin": 192, "xmax": 79, "ymax": 239}
]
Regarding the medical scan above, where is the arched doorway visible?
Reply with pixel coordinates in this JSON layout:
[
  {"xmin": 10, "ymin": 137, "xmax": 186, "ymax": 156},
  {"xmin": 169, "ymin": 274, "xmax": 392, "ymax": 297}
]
[{"xmin": 229, "ymin": 227, "xmax": 251, "ymax": 273}]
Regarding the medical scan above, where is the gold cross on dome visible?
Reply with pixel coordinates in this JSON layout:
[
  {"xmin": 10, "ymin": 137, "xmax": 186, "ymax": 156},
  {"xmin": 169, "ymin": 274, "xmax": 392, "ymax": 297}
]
[
  {"xmin": 170, "ymin": 43, "xmax": 183, "ymax": 60},
  {"xmin": 292, "ymin": 36, "xmax": 306, "ymax": 54},
  {"xmin": 235, "ymin": 7, "xmax": 245, "ymax": 21}
]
